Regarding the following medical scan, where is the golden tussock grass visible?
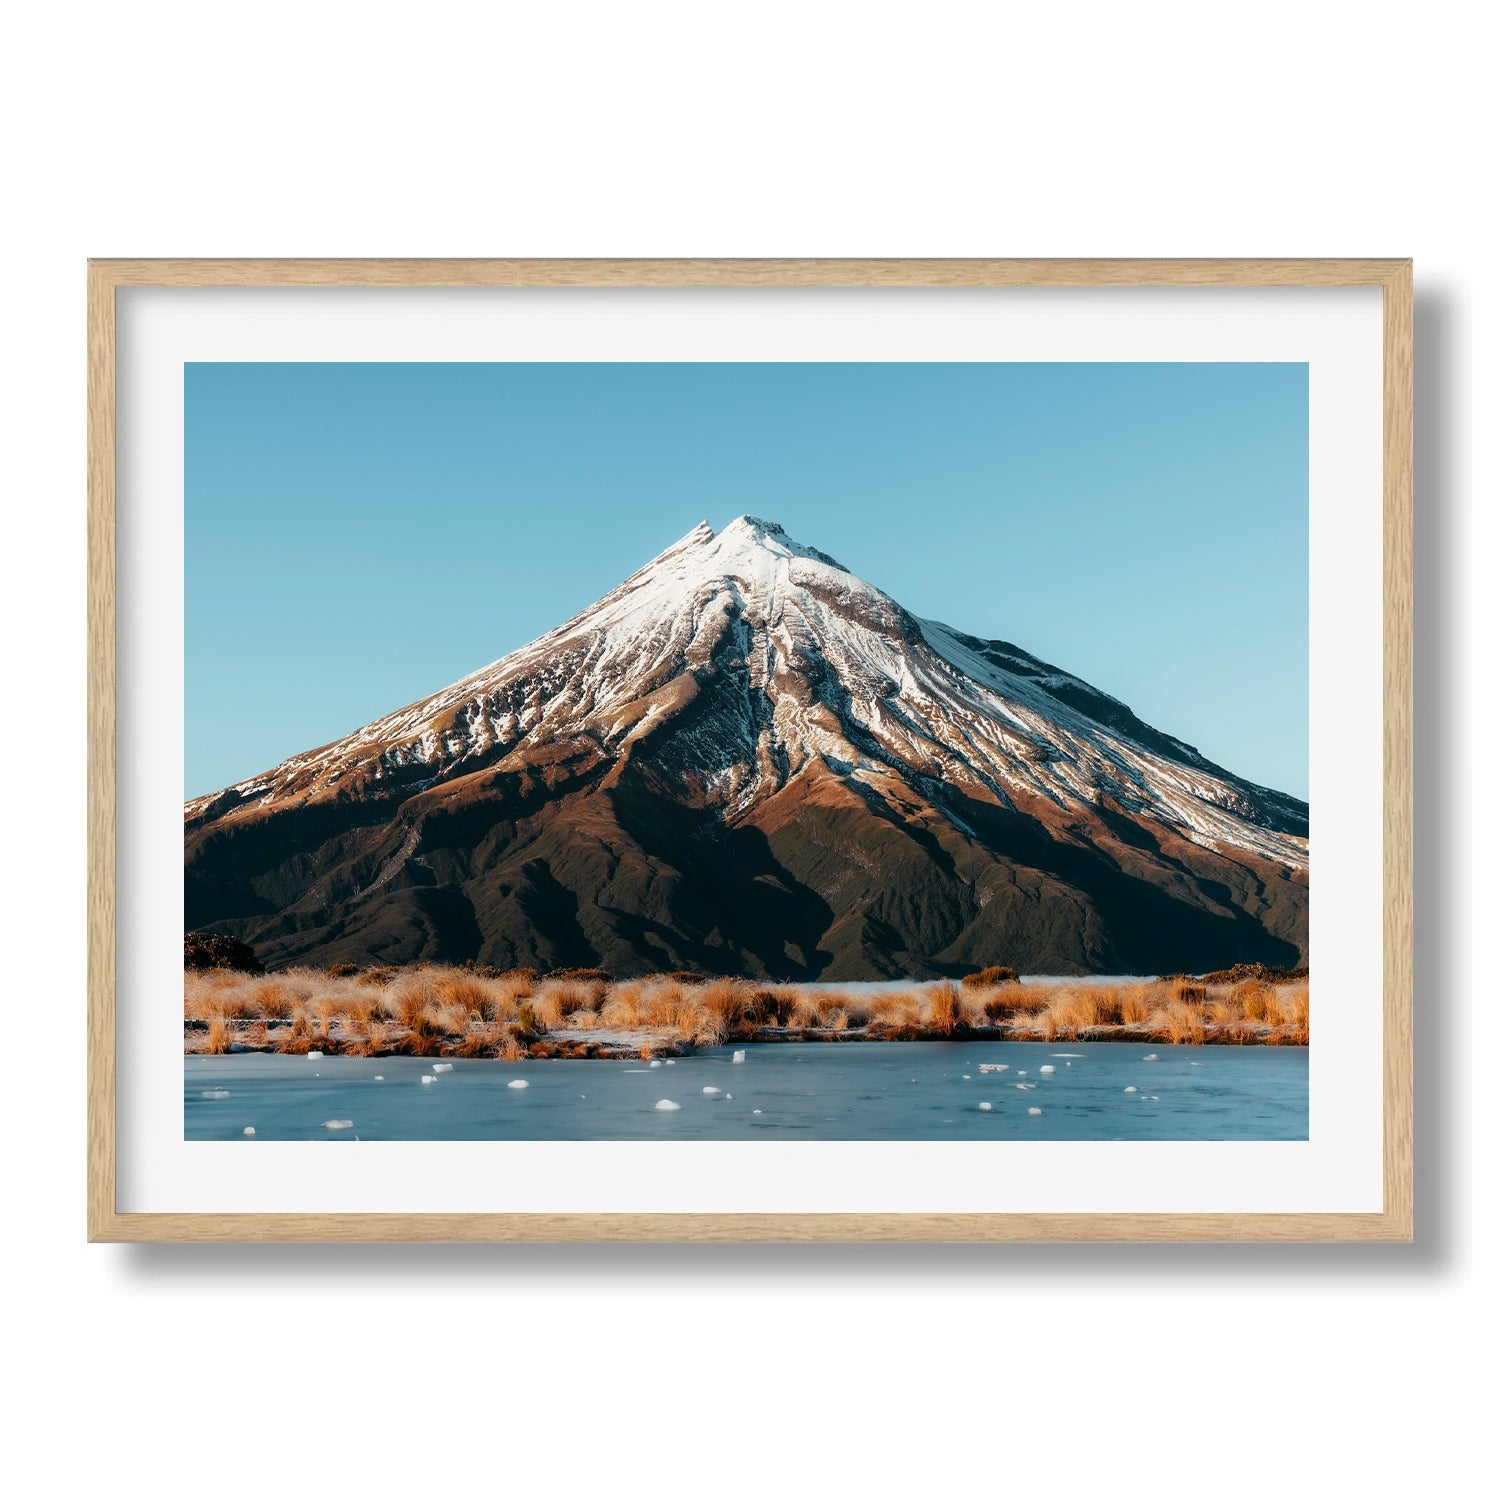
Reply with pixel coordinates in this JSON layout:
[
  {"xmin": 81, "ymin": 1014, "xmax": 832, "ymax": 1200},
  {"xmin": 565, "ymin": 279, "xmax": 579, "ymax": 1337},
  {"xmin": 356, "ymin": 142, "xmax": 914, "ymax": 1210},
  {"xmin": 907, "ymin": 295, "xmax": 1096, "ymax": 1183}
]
[
  {"xmin": 1233, "ymin": 979, "xmax": 1275, "ymax": 1022},
  {"xmin": 1285, "ymin": 983, "xmax": 1311, "ymax": 1029},
  {"xmin": 867, "ymin": 990, "xmax": 923, "ymax": 1026},
  {"xmin": 530, "ymin": 979, "xmax": 602, "ymax": 1029},
  {"xmin": 926, "ymin": 982, "xmax": 964, "ymax": 1035},
  {"xmin": 1149, "ymin": 1001, "xmax": 1207, "ymax": 1045},
  {"xmin": 431, "ymin": 972, "xmax": 494, "ymax": 1016},
  {"xmin": 184, "ymin": 964, "xmax": 1310, "ymax": 1052},
  {"xmin": 1036, "ymin": 990, "xmax": 1101, "ymax": 1039}
]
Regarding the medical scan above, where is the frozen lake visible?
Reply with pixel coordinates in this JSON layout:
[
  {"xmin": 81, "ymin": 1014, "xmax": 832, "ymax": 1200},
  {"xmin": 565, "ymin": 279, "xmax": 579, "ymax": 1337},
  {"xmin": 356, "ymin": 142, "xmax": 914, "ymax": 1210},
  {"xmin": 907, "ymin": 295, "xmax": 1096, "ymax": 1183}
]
[{"xmin": 186, "ymin": 1041, "xmax": 1307, "ymax": 1141}]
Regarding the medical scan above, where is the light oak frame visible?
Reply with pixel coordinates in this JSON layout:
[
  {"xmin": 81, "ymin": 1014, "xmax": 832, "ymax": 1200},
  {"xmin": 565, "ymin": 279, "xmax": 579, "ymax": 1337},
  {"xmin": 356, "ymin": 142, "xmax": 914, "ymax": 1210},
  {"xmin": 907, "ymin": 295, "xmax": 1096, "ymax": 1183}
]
[{"xmin": 86, "ymin": 259, "xmax": 1413, "ymax": 1242}]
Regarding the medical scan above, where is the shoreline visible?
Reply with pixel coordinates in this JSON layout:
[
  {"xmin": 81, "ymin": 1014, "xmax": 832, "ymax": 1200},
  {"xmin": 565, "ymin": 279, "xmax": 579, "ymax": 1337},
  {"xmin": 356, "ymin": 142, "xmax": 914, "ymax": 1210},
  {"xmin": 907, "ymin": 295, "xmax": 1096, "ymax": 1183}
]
[{"xmin": 185, "ymin": 1018, "xmax": 1309, "ymax": 1059}]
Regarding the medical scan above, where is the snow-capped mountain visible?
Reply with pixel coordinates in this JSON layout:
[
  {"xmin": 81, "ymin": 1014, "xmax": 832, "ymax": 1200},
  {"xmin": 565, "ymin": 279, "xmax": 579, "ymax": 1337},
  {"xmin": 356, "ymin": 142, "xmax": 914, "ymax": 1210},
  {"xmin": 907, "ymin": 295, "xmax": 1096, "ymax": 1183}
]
[{"xmin": 186, "ymin": 517, "xmax": 1308, "ymax": 977}]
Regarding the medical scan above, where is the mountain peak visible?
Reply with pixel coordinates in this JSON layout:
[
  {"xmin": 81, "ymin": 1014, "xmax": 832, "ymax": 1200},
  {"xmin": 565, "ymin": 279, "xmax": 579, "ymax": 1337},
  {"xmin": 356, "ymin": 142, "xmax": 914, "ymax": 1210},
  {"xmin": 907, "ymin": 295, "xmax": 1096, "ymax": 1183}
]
[
  {"xmin": 722, "ymin": 514, "xmax": 785, "ymax": 540},
  {"xmin": 706, "ymin": 514, "xmax": 850, "ymax": 574}
]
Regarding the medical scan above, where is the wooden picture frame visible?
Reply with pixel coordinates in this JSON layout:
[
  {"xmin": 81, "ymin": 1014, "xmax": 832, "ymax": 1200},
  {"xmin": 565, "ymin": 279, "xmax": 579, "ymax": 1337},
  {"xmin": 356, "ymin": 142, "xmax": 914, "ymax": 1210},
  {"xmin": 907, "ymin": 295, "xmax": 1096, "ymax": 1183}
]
[{"xmin": 88, "ymin": 258, "xmax": 1412, "ymax": 1242}]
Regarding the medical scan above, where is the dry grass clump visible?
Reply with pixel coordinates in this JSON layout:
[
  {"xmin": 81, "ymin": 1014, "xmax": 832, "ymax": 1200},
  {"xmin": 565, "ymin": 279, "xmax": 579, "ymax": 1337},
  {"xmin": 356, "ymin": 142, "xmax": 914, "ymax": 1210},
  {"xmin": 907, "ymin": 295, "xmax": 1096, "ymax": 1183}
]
[
  {"xmin": 743, "ymin": 988, "xmax": 796, "ymax": 1027},
  {"xmin": 962, "ymin": 966, "xmax": 1018, "ymax": 988},
  {"xmin": 531, "ymin": 979, "xmax": 606, "ymax": 1029},
  {"xmin": 1150, "ymin": 1000, "xmax": 1207, "ymax": 1045},
  {"xmin": 1083, "ymin": 985, "xmax": 1124, "ymax": 1026},
  {"xmin": 390, "ymin": 976, "xmax": 433, "ymax": 1030},
  {"xmin": 979, "ymin": 983, "xmax": 1049, "ymax": 1021},
  {"xmin": 1233, "ymin": 978, "xmax": 1276, "ymax": 1022},
  {"xmin": 926, "ymin": 982, "xmax": 964, "ymax": 1035},
  {"xmin": 867, "ymin": 990, "xmax": 923, "ymax": 1028},
  {"xmin": 788, "ymin": 990, "xmax": 827, "ymax": 1029},
  {"xmin": 431, "ymin": 971, "xmax": 494, "ymax": 1015},
  {"xmin": 453, "ymin": 1026, "xmax": 504, "ymax": 1058},
  {"xmin": 498, "ymin": 971, "xmax": 537, "ymax": 1000},
  {"xmin": 1037, "ymin": 990, "xmax": 1101, "ymax": 1039},
  {"xmin": 598, "ymin": 981, "xmax": 647, "ymax": 1030},
  {"xmin": 332, "ymin": 989, "xmax": 379, "ymax": 1024},
  {"xmin": 697, "ymin": 980, "xmax": 751, "ymax": 1039},
  {"xmin": 1285, "ymin": 982, "xmax": 1310, "ymax": 1029}
]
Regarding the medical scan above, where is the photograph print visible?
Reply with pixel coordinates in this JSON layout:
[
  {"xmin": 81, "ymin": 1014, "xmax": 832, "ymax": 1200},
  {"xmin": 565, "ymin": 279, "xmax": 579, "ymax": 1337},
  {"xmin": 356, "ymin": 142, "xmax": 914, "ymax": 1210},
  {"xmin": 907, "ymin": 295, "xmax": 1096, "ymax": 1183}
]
[{"xmin": 183, "ymin": 360, "xmax": 1310, "ymax": 1142}]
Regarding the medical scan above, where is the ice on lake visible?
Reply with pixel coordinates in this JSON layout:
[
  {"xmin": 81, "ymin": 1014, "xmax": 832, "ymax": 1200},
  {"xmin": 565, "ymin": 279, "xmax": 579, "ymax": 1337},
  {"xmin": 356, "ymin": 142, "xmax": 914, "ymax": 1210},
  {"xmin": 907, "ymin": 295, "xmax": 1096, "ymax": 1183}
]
[{"xmin": 184, "ymin": 1042, "xmax": 1308, "ymax": 1142}]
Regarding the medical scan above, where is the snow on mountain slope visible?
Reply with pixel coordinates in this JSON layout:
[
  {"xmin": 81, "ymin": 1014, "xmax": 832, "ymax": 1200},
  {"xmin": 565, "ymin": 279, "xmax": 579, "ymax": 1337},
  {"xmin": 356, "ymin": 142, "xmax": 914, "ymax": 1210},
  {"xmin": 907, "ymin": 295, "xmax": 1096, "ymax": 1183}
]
[{"xmin": 186, "ymin": 515, "xmax": 1307, "ymax": 872}]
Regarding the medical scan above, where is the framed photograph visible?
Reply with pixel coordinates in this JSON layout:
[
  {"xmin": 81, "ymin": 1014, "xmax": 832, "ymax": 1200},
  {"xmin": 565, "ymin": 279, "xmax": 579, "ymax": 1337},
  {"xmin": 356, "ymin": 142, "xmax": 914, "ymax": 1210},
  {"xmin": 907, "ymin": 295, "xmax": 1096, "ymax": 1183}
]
[{"xmin": 87, "ymin": 259, "xmax": 1412, "ymax": 1242}]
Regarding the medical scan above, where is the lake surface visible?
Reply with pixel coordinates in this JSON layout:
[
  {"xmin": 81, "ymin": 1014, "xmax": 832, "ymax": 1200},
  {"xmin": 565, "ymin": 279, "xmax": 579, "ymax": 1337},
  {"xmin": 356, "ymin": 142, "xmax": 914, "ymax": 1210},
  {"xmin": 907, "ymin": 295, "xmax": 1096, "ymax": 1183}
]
[{"xmin": 185, "ymin": 1042, "xmax": 1307, "ymax": 1141}]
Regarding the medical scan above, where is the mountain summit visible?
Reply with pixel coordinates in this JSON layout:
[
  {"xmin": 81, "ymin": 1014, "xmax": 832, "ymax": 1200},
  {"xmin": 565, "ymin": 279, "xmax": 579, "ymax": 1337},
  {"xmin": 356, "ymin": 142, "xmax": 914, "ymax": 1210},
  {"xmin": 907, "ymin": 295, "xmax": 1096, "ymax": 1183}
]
[{"xmin": 186, "ymin": 517, "xmax": 1308, "ymax": 977}]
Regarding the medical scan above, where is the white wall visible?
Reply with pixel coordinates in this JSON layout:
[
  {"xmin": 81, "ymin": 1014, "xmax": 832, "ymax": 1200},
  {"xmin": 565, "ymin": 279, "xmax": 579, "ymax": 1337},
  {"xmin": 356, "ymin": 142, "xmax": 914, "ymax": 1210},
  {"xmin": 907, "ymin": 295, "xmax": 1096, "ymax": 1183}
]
[{"xmin": 1, "ymin": 4, "xmax": 1490, "ymax": 1494}]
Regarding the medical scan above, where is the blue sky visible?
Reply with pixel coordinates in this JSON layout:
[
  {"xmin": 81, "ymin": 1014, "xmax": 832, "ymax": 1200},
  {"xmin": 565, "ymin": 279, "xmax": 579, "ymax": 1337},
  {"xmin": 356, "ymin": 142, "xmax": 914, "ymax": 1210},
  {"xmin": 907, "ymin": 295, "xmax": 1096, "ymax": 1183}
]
[{"xmin": 185, "ymin": 362, "xmax": 1308, "ymax": 799}]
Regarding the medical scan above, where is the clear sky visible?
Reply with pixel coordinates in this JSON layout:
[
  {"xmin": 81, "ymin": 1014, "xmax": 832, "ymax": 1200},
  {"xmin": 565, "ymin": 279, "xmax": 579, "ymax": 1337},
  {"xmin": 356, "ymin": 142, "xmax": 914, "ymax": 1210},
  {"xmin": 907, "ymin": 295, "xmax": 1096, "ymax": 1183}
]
[{"xmin": 186, "ymin": 362, "xmax": 1308, "ymax": 800}]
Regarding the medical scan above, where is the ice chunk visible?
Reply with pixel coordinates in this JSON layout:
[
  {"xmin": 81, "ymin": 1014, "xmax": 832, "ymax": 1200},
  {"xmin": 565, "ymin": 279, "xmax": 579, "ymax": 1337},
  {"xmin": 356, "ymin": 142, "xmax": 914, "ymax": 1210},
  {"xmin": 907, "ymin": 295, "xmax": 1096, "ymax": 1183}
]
[
  {"xmin": 432, "ymin": 1062, "xmax": 453, "ymax": 1073},
  {"xmin": 242, "ymin": 1126, "xmax": 255, "ymax": 1136},
  {"xmin": 306, "ymin": 1051, "xmax": 323, "ymax": 1060},
  {"xmin": 649, "ymin": 1060, "xmax": 663, "ymax": 1068},
  {"xmin": 373, "ymin": 1075, "xmax": 384, "ymax": 1081},
  {"xmin": 323, "ymin": 1119, "xmax": 354, "ymax": 1130},
  {"xmin": 200, "ymin": 1089, "xmax": 230, "ymax": 1100},
  {"xmin": 1143, "ymin": 1054, "xmax": 1160, "ymax": 1062},
  {"xmin": 1124, "ymin": 1086, "xmax": 1137, "ymax": 1093},
  {"xmin": 507, "ymin": 1079, "xmax": 529, "ymax": 1090},
  {"xmin": 421, "ymin": 1075, "xmax": 435, "ymax": 1084},
  {"xmin": 978, "ymin": 1102, "xmax": 993, "ymax": 1112},
  {"xmin": 1038, "ymin": 1065, "xmax": 1056, "ymax": 1074},
  {"xmin": 1028, "ymin": 1106, "xmax": 1042, "ymax": 1116},
  {"xmin": 752, "ymin": 1109, "xmax": 763, "ymax": 1115},
  {"xmin": 654, "ymin": 1099, "xmax": 682, "ymax": 1111},
  {"xmin": 702, "ymin": 1086, "xmax": 723, "ymax": 1096},
  {"xmin": 732, "ymin": 1050, "xmax": 746, "ymax": 1063},
  {"xmin": 664, "ymin": 1060, "xmax": 676, "ymax": 1066}
]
